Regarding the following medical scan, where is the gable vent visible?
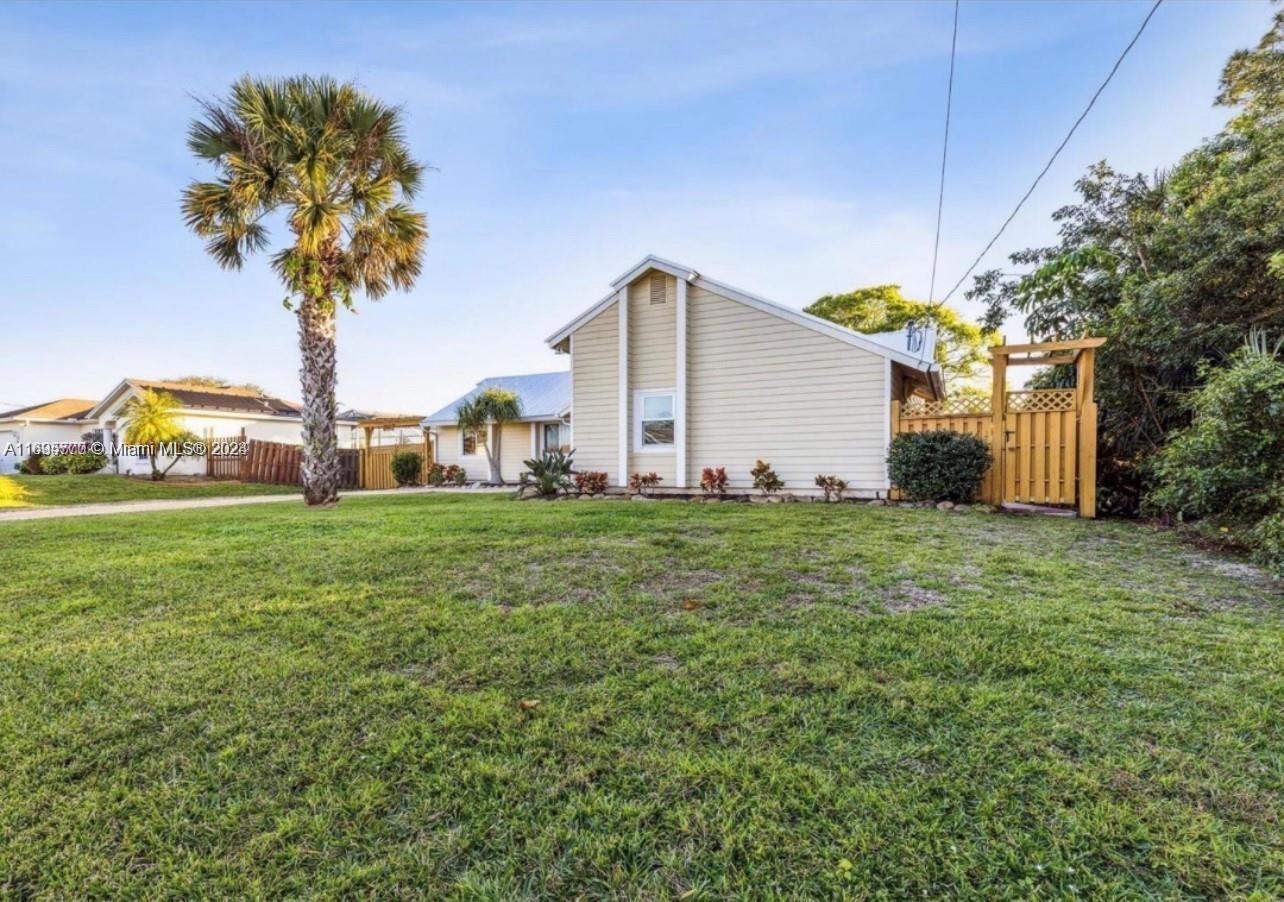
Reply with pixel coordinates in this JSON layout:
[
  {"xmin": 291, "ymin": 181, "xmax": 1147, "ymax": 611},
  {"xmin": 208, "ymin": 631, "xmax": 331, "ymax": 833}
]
[{"xmin": 649, "ymin": 273, "xmax": 667, "ymax": 305}]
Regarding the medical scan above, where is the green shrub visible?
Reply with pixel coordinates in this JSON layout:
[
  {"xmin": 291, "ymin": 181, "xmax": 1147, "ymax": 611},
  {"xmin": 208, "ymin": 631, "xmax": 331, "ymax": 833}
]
[
  {"xmin": 750, "ymin": 460, "xmax": 783, "ymax": 495},
  {"xmin": 1148, "ymin": 334, "xmax": 1284, "ymax": 574},
  {"xmin": 390, "ymin": 451, "xmax": 423, "ymax": 487},
  {"xmin": 42, "ymin": 451, "xmax": 108, "ymax": 475},
  {"xmin": 887, "ymin": 431, "xmax": 991, "ymax": 502},
  {"xmin": 18, "ymin": 452, "xmax": 44, "ymax": 475},
  {"xmin": 521, "ymin": 449, "xmax": 574, "ymax": 497},
  {"xmin": 574, "ymin": 471, "xmax": 608, "ymax": 495},
  {"xmin": 426, "ymin": 463, "xmax": 445, "ymax": 486}
]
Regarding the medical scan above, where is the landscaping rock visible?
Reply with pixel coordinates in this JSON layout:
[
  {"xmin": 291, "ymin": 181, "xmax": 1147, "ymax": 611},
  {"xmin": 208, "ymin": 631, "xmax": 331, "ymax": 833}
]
[
  {"xmin": 952, "ymin": 504, "xmax": 970, "ymax": 512},
  {"xmin": 936, "ymin": 501, "xmax": 955, "ymax": 511},
  {"xmin": 867, "ymin": 499, "xmax": 886, "ymax": 506},
  {"xmin": 630, "ymin": 495, "xmax": 655, "ymax": 502}
]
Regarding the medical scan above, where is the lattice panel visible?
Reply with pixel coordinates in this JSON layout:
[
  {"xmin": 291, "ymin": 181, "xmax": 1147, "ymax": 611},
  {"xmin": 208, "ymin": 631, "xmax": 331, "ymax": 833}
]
[
  {"xmin": 901, "ymin": 396, "xmax": 991, "ymax": 417},
  {"xmin": 1005, "ymin": 389, "xmax": 1075, "ymax": 413}
]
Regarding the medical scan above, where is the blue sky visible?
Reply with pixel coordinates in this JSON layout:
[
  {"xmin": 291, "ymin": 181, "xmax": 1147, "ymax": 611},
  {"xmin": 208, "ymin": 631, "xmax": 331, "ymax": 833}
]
[{"xmin": 0, "ymin": 0, "xmax": 1272, "ymax": 413}]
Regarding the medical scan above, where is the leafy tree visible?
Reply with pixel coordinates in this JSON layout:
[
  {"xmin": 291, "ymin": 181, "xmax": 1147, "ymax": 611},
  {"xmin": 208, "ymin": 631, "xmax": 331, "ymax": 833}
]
[
  {"xmin": 182, "ymin": 76, "xmax": 428, "ymax": 506},
  {"xmin": 164, "ymin": 376, "xmax": 264, "ymax": 393},
  {"xmin": 805, "ymin": 285, "xmax": 997, "ymax": 391},
  {"xmin": 966, "ymin": 12, "xmax": 1284, "ymax": 512},
  {"xmin": 456, "ymin": 388, "xmax": 523, "ymax": 484},
  {"xmin": 121, "ymin": 389, "xmax": 199, "ymax": 481}
]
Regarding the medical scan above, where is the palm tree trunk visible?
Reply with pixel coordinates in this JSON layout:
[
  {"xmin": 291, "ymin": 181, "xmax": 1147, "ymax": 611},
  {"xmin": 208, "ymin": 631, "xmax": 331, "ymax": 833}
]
[
  {"xmin": 487, "ymin": 424, "xmax": 503, "ymax": 484},
  {"xmin": 297, "ymin": 295, "xmax": 341, "ymax": 505}
]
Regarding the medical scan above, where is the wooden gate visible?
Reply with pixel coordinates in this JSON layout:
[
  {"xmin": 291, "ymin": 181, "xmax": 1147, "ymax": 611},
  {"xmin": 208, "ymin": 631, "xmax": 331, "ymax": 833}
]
[
  {"xmin": 892, "ymin": 337, "xmax": 1103, "ymax": 517},
  {"xmin": 1000, "ymin": 390, "xmax": 1077, "ymax": 506}
]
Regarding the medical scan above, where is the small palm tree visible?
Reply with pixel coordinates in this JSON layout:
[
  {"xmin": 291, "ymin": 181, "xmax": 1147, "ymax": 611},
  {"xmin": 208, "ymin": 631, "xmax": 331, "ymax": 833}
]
[
  {"xmin": 182, "ymin": 75, "xmax": 428, "ymax": 505},
  {"xmin": 121, "ymin": 390, "xmax": 196, "ymax": 481},
  {"xmin": 456, "ymin": 388, "xmax": 523, "ymax": 484}
]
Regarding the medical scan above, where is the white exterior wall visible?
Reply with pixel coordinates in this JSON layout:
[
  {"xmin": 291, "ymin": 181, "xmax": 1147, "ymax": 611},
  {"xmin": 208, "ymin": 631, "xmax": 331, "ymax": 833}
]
[
  {"xmin": 0, "ymin": 421, "xmax": 86, "ymax": 473},
  {"xmin": 563, "ymin": 274, "xmax": 893, "ymax": 494},
  {"xmin": 627, "ymin": 273, "xmax": 677, "ymax": 485},
  {"xmin": 686, "ymin": 285, "xmax": 888, "ymax": 491},
  {"xmin": 568, "ymin": 303, "xmax": 620, "ymax": 481},
  {"xmin": 432, "ymin": 422, "xmax": 537, "ymax": 483}
]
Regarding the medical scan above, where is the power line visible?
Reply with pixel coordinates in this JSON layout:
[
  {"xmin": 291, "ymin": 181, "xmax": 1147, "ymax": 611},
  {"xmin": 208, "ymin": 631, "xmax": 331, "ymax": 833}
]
[
  {"xmin": 927, "ymin": 0, "xmax": 960, "ymax": 306},
  {"xmin": 937, "ymin": 0, "xmax": 1164, "ymax": 307}
]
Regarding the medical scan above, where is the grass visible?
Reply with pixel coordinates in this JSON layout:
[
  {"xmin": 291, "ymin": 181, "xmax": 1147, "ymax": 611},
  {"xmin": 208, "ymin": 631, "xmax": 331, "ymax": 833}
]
[
  {"xmin": 1, "ymin": 474, "xmax": 295, "ymax": 508},
  {"xmin": 1, "ymin": 495, "xmax": 1281, "ymax": 897}
]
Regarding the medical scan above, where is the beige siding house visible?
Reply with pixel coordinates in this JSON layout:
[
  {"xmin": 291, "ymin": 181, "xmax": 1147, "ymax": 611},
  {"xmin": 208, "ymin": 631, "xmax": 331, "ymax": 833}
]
[
  {"xmin": 422, "ymin": 372, "xmax": 571, "ymax": 484},
  {"xmin": 546, "ymin": 256, "xmax": 942, "ymax": 495}
]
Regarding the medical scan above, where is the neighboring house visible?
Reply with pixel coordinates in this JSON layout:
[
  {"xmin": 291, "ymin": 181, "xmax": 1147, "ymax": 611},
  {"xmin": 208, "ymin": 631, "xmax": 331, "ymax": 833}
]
[
  {"xmin": 86, "ymin": 379, "xmax": 364, "ymax": 476},
  {"xmin": 0, "ymin": 399, "xmax": 97, "ymax": 473},
  {"xmin": 543, "ymin": 255, "xmax": 942, "ymax": 495},
  {"xmin": 422, "ymin": 372, "xmax": 570, "ymax": 483}
]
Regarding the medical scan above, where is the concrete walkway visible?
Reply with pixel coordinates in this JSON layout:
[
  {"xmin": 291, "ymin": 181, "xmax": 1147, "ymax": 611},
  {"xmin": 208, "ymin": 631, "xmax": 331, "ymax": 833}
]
[{"xmin": 0, "ymin": 486, "xmax": 510, "ymax": 523}]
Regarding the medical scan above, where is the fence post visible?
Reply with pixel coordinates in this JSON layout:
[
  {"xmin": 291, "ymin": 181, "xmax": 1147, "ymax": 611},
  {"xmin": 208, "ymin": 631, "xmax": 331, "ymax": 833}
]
[
  {"xmin": 989, "ymin": 352, "xmax": 1007, "ymax": 507},
  {"xmin": 1076, "ymin": 347, "xmax": 1098, "ymax": 518}
]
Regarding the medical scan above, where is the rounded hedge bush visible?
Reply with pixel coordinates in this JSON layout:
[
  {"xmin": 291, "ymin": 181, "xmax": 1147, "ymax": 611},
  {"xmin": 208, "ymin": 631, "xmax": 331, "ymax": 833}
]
[
  {"xmin": 887, "ymin": 430, "xmax": 991, "ymax": 503},
  {"xmin": 390, "ymin": 451, "xmax": 424, "ymax": 487},
  {"xmin": 41, "ymin": 451, "xmax": 108, "ymax": 475}
]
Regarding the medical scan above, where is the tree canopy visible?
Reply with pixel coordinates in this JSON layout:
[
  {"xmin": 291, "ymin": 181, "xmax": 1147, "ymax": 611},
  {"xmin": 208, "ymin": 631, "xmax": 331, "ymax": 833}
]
[
  {"xmin": 805, "ymin": 285, "xmax": 997, "ymax": 391},
  {"xmin": 966, "ymin": 11, "xmax": 1284, "ymax": 512}
]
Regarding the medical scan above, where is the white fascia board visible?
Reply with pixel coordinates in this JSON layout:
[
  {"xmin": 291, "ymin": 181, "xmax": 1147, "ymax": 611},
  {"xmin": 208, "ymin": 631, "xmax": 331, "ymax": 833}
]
[
  {"xmin": 86, "ymin": 380, "xmax": 137, "ymax": 420},
  {"xmin": 609, "ymin": 254, "xmax": 699, "ymax": 289}
]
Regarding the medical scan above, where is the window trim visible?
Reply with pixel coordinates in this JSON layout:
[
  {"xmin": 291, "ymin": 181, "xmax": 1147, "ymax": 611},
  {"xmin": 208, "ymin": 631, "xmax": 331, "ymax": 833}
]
[
  {"xmin": 459, "ymin": 426, "xmax": 485, "ymax": 458},
  {"xmin": 633, "ymin": 388, "xmax": 676, "ymax": 454},
  {"xmin": 541, "ymin": 421, "xmax": 563, "ymax": 453}
]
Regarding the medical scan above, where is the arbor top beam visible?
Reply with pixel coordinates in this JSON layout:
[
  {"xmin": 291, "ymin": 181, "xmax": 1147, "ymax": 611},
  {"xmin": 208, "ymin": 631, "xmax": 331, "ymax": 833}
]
[{"xmin": 991, "ymin": 337, "xmax": 1106, "ymax": 361}]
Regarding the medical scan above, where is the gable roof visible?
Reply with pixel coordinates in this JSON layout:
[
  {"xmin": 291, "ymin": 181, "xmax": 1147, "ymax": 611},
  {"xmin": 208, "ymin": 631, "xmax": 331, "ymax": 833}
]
[
  {"xmin": 0, "ymin": 398, "xmax": 97, "ymax": 421},
  {"xmin": 422, "ymin": 371, "xmax": 570, "ymax": 427},
  {"xmin": 86, "ymin": 378, "xmax": 359, "ymax": 422},
  {"xmin": 544, "ymin": 255, "xmax": 939, "ymax": 373}
]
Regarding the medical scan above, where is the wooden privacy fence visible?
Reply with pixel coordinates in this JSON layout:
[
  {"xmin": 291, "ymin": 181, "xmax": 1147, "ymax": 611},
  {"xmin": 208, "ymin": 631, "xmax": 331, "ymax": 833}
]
[
  {"xmin": 208, "ymin": 438, "xmax": 359, "ymax": 489},
  {"xmin": 892, "ymin": 338, "xmax": 1104, "ymax": 517},
  {"xmin": 358, "ymin": 417, "xmax": 431, "ymax": 489}
]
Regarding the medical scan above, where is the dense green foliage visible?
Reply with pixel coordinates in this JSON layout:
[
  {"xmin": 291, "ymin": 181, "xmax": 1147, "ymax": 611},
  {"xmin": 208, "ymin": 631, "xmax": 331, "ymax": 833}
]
[
  {"xmin": 888, "ymin": 431, "xmax": 991, "ymax": 503},
  {"xmin": 1149, "ymin": 336, "xmax": 1284, "ymax": 573},
  {"xmin": 2, "ymin": 495, "xmax": 1281, "ymax": 895},
  {"xmin": 39, "ymin": 451, "xmax": 108, "ymax": 476},
  {"xmin": 17, "ymin": 453, "xmax": 44, "ymax": 475},
  {"xmin": 389, "ymin": 451, "xmax": 423, "ymax": 487},
  {"xmin": 968, "ymin": 13, "xmax": 1284, "ymax": 512},
  {"xmin": 521, "ymin": 449, "xmax": 574, "ymax": 497},
  {"xmin": 805, "ymin": 285, "xmax": 996, "ymax": 390}
]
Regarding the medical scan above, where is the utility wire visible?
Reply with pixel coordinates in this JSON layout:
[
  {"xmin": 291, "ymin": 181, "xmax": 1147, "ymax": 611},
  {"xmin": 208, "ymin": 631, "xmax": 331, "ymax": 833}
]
[
  {"xmin": 936, "ymin": 0, "xmax": 1163, "ymax": 307},
  {"xmin": 927, "ymin": 0, "xmax": 960, "ymax": 306}
]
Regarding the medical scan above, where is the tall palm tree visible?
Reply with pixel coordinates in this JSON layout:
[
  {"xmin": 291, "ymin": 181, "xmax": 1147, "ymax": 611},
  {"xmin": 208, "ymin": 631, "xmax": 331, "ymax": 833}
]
[
  {"xmin": 181, "ymin": 75, "xmax": 428, "ymax": 505},
  {"xmin": 456, "ymin": 388, "xmax": 523, "ymax": 484},
  {"xmin": 121, "ymin": 389, "xmax": 196, "ymax": 481}
]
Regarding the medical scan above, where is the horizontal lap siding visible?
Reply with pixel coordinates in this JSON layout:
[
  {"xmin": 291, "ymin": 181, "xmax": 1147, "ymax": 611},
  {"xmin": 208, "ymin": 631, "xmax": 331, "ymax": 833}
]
[
  {"xmin": 628, "ymin": 274, "xmax": 677, "ymax": 484},
  {"xmin": 498, "ymin": 422, "xmax": 533, "ymax": 483},
  {"xmin": 434, "ymin": 426, "xmax": 489, "ymax": 482},
  {"xmin": 570, "ymin": 303, "xmax": 619, "ymax": 480},
  {"xmin": 687, "ymin": 287, "xmax": 887, "ymax": 491}
]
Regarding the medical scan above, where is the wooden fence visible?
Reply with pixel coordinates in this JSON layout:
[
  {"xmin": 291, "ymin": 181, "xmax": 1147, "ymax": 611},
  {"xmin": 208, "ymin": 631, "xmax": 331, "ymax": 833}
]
[
  {"xmin": 361, "ymin": 439, "xmax": 431, "ymax": 490},
  {"xmin": 207, "ymin": 438, "xmax": 358, "ymax": 489}
]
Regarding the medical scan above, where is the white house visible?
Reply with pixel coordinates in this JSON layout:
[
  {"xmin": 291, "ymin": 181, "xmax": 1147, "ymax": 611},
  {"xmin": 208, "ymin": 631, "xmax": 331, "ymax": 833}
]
[
  {"xmin": 422, "ymin": 372, "xmax": 570, "ymax": 483},
  {"xmin": 542, "ymin": 255, "xmax": 942, "ymax": 495},
  {"xmin": 87, "ymin": 379, "xmax": 364, "ymax": 476},
  {"xmin": 0, "ymin": 399, "xmax": 98, "ymax": 473}
]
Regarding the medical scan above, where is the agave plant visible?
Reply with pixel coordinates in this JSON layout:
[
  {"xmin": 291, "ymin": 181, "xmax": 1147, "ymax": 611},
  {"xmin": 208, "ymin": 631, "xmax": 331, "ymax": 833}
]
[
  {"xmin": 521, "ymin": 449, "xmax": 575, "ymax": 497},
  {"xmin": 182, "ymin": 75, "xmax": 428, "ymax": 505}
]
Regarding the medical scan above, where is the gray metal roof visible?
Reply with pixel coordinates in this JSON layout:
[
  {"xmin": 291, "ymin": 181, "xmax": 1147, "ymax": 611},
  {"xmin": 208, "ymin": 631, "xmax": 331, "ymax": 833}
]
[{"xmin": 422, "ymin": 371, "xmax": 570, "ymax": 426}]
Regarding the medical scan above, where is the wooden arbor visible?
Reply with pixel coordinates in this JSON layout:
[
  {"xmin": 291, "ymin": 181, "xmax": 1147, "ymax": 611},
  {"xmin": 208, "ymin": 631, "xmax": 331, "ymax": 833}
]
[
  {"xmin": 989, "ymin": 337, "xmax": 1105, "ymax": 517},
  {"xmin": 358, "ymin": 416, "xmax": 431, "ymax": 489}
]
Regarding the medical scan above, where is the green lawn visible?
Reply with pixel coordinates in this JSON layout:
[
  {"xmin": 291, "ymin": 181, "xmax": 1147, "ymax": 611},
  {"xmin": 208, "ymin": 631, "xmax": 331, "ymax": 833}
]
[
  {"xmin": 2, "ymin": 495, "xmax": 1281, "ymax": 896},
  {"xmin": 1, "ymin": 474, "xmax": 296, "ymax": 508}
]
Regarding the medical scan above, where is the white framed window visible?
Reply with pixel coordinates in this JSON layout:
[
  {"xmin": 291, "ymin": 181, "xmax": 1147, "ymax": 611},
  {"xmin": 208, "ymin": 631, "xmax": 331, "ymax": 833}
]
[
  {"xmin": 460, "ymin": 427, "xmax": 484, "ymax": 457},
  {"xmin": 542, "ymin": 422, "xmax": 563, "ymax": 452},
  {"xmin": 633, "ymin": 389, "xmax": 675, "ymax": 452}
]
